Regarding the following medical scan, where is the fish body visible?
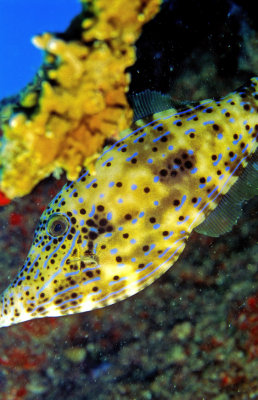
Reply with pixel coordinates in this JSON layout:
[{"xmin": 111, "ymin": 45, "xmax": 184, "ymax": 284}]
[{"xmin": 0, "ymin": 77, "xmax": 257, "ymax": 328}]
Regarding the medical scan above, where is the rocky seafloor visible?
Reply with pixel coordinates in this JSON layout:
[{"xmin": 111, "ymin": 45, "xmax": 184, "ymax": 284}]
[
  {"xmin": 0, "ymin": 177, "xmax": 257, "ymax": 400},
  {"xmin": 0, "ymin": 0, "xmax": 257, "ymax": 399}
]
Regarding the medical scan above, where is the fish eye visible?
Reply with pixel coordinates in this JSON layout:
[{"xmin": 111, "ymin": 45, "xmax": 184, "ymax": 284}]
[{"xmin": 47, "ymin": 214, "xmax": 69, "ymax": 237}]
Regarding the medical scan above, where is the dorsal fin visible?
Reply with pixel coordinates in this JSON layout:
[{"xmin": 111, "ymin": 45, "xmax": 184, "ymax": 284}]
[
  {"xmin": 195, "ymin": 149, "xmax": 258, "ymax": 237},
  {"xmin": 128, "ymin": 90, "xmax": 202, "ymax": 122},
  {"xmin": 128, "ymin": 89, "xmax": 174, "ymax": 121}
]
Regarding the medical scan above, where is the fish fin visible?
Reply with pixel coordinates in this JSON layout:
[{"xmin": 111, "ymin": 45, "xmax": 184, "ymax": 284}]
[
  {"xmin": 195, "ymin": 149, "xmax": 258, "ymax": 237},
  {"xmin": 128, "ymin": 89, "xmax": 174, "ymax": 121}
]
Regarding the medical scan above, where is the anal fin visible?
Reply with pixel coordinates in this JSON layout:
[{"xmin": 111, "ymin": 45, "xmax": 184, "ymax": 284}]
[{"xmin": 195, "ymin": 149, "xmax": 258, "ymax": 237}]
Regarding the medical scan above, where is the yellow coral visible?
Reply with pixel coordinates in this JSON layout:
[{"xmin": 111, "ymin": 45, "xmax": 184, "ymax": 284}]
[{"xmin": 0, "ymin": 0, "xmax": 161, "ymax": 199}]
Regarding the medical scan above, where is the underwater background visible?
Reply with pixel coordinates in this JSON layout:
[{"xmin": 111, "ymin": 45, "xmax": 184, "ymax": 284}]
[{"xmin": 0, "ymin": 0, "xmax": 257, "ymax": 399}]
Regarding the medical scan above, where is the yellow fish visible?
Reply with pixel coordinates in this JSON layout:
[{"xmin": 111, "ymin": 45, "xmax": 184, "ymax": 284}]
[{"xmin": 0, "ymin": 77, "xmax": 257, "ymax": 328}]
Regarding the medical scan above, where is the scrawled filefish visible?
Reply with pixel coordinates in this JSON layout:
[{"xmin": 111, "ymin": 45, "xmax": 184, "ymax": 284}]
[{"xmin": 0, "ymin": 77, "xmax": 257, "ymax": 328}]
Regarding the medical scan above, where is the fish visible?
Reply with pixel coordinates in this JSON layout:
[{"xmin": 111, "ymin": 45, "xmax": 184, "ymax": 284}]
[{"xmin": 0, "ymin": 77, "xmax": 257, "ymax": 328}]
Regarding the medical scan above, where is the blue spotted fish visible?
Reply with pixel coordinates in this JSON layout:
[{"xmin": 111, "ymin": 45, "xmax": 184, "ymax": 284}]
[{"xmin": 0, "ymin": 77, "xmax": 257, "ymax": 328}]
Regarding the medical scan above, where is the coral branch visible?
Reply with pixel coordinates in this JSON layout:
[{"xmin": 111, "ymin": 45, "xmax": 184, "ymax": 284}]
[{"xmin": 0, "ymin": 0, "xmax": 161, "ymax": 199}]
